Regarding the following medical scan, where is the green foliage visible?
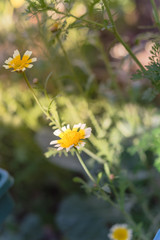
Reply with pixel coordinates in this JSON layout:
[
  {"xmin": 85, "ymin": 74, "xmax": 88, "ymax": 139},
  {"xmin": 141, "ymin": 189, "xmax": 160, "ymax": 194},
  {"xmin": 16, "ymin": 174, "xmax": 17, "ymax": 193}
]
[
  {"xmin": 133, "ymin": 43, "xmax": 160, "ymax": 101},
  {"xmin": 0, "ymin": 85, "xmax": 80, "ymax": 234},
  {"xmin": 149, "ymin": 43, "xmax": 160, "ymax": 64},
  {"xmin": 129, "ymin": 126, "xmax": 160, "ymax": 172},
  {"xmin": 2, "ymin": 0, "xmax": 160, "ymax": 239},
  {"xmin": 0, "ymin": 83, "xmax": 43, "ymax": 130},
  {"xmin": 26, "ymin": 0, "xmax": 51, "ymax": 14}
]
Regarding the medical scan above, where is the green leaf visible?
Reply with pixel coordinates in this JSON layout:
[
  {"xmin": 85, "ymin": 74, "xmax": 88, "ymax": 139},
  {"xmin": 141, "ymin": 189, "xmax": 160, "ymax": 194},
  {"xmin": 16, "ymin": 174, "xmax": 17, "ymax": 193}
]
[
  {"xmin": 142, "ymin": 88, "xmax": 159, "ymax": 101},
  {"xmin": 73, "ymin": 177, "xmax": 86, "ymax": 185},
  {"xmin": 97, "ymin": 172, "xmax": 103, "ymax": 184},
  {"xmin": 104, "ymin": 163, "xmax": 110, "ymax": 177}
]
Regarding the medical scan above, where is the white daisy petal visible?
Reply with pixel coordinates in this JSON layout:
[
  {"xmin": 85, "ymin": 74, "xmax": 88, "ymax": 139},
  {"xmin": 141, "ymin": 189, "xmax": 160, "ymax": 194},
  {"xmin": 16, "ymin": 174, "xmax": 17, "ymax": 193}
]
[
  {"xmin": 54, "ymin": 129, "xmax": 62, "ymax": 136},
  {"xmin": 85, "ymin": 127, "xmax": 92, "ymax": 134},
  {"xmin": 67, "ymin": 124, "xmax": 70, "ymax": 129},
  {"xmin": 50, "ymin": 140, "xmax": 58, "ymax": 145},
  {"xmin": 5, "ymin": 57, "xmax": 13, "ymax": 64},
  {"xmin": 3, "ymin": 65, "xmax": 10, "ymax": 69},
  {"xmin": 54, "ymin": 144, "xmax": 61, "ymax": 147},
  {"xmin": 62, "ymin": 126, "xmax": 67, "ymax": 132},
  {"xmin": 12, "ymin": 68, "xmax": 20, "ymax": 72},
  {"xmin": 66, "ymin": 144, "xmax": 74, "ymax": 152},
  {"xmin": 27, "ymin": 64, "xmax": 33, "ymax": 68},
  {"xmin": 75, "ymin": 145, "xmax": 80, "ymax": 149},
  {"xmin": 22, "ymin": 67, "xmax": 26, "ymax": 71},
  {"xmin": 80, "ymin": 142, "xmax": 86, "ymax": 147},
  {"xmin": 30, "ymin": 57, "xmax": 37, "ymax": 62},
  {"xmin": 84, "ymin": 127, "xmax": 92, "ymax": 138},
  {"xmin": 73, "ymin": 123, "xmax": 81, "ymax": 129},
  {"xmin": 13, "ymin": 49, "xmax": 20, "ymax": 58},
  {"xmin": 85, "ymin": 134, "xmax": 90, "ymax": 138},
  {"xmin": 57, "ymin": 147, "xmax": 63, "ymax": 151},
  {"xmin": 81, "ymin": 123, "xmax": 86, "ymax": 129},
  {"xmin": 76, "ymin": 142, "xmax": 85, "ymax": 149},
  {"xmin": 24, "ymin": 50, "xmax": 32, "ymax": 58}
]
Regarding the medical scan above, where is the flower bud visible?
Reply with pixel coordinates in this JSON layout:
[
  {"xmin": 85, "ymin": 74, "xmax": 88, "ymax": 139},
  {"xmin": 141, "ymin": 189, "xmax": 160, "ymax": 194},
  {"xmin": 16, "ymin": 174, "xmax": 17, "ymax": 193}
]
[{"xmin": 50, "ymin": 23, "xmax": 59, "ymax": 33}]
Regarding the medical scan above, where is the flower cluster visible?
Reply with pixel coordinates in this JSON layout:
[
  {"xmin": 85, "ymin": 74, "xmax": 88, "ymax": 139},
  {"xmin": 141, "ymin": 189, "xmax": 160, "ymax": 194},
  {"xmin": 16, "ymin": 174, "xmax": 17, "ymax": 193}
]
[
  {"xmin": 108, "ymin": 224, "xmax": 132, "ymax": 240},
  {"xmin": 3, "ymin": 50, "xmax": 37, "ymax": 72},
  {"xmin": 50, "ymin": 123, "xmax": 92, "ymax": 152}
]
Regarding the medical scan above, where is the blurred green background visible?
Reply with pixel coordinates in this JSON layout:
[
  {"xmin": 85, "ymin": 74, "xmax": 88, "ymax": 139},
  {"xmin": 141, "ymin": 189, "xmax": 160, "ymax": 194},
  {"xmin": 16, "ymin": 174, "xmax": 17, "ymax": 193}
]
[{"xmin": 1, "ymin": 0, "xmax": 160, "ymax": 239}]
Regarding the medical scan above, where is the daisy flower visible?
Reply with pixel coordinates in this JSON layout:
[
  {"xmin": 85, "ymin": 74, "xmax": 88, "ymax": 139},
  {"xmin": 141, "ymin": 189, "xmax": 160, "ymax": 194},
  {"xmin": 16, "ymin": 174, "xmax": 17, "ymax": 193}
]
[
  {"xmin": 108, "ymin": 224, "xmax": 132, "ymax": 240},
  {"xmin": 50, "ymin": 123, "xmax": 92, "ymax": 152},
  {"xmin": 3, "ymin": 50, "xmax": 37, "ymax": 72}
]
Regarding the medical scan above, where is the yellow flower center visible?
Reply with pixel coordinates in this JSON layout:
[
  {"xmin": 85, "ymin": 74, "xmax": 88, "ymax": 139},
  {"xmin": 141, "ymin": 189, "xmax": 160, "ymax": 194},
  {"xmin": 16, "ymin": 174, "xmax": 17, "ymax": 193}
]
[
  {"xmin": 58, "ymin": 128, "xmax": 85, "ymax": 148},
  {"xmin": 10, "ymin": 55, "xmax": 32, "ymax": 70},
  {"xmin": 112, "ymin": 228, "xmax": 129, "ymax": 240}
]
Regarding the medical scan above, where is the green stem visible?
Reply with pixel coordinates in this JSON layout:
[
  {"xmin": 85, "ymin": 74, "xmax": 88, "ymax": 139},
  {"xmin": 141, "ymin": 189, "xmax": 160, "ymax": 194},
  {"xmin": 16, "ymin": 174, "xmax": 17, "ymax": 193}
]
[
  {"xmin": 150, "ymin": 0, "xmax": 160, "ymax": 30},
  {"xmin": 35, "ymin": 14, "xmax": 63, "ymax": 91},
  {"xmin": 82, "ymin": 147, "xmax": 105, "ymax": 164},
  {"xmin": 120, "ymin": 208, "xmax": 147, "ymax": 240},
  {"xmin": 22, "ymin": 72, "xmax": 54, "ymax": 123},
  {"xmin": 96, "ymin": 38, "xmax": 124, "ymax": 102},
  {"xmin": 95, "ymin": 187, "xmax": 118, "ymax": 208},
  {"xmin": 128, "ymin": 181, "xmax": 154, "ymax": 222},
  {"xmin": 96, "ymin": 183, "xmax": 145, "ymax": 239},
  {"xmin": 56, "ymin": 35, "xmax": 83, "ymax": 93},
  {"xmin": 102, "ymin": 0, "xmax": 145, "ymax": 72},
  {"xmin": 68, "ymin": 12, "xmax": 105, "ymax": 29},
  {"xmin": 75, "ymin": 148, "xmax": 96, "ymax": 183},
  {"xmin": 50, "ymin": 8, "xmax": 105, "ymax": 30},
  {"xmin": 97, "ymin": 39, "xmax": 116, "ymax": 81}
]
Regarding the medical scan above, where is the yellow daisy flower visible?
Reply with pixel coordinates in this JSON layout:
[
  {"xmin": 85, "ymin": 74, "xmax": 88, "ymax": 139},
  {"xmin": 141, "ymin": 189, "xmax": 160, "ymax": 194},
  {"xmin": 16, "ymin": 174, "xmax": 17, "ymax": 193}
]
[
  {"xmin": 50, "ymin": 123, "xmax": 92, "ymax": 152},
  {"xmin": 3, "ymin": 50, "xmax": 37, "ymax": 72},
  {"xmin": 108, "ymin": 224, "xmax": 132, "ymax": 240}
]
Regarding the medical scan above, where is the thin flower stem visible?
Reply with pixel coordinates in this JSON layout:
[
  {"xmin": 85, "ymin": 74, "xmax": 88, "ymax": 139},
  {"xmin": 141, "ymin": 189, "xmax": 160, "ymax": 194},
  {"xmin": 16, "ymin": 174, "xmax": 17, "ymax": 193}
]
[
  {"xmin": 50, "ymin": 8, "xmax": 105, "ymax": 30},
  {"xmin": 110, "ymin": 180, "xmax": 147, "ymax": 239},
  {"xmin": 95, "ymin": 187, "xmax": 118, "ymax": 208},
  {"xmin": 96, "ymin": 39, "xmax": 124, "ymax": 102},
  {"xmin": 150, "ymin": 0, "xmax": 160, "ymax": 30},
  {"xmin": 75, "ymin": 148, "xmax": 96, "ymax": 183},
  {"xmin": 96, "ymin": 184, "xmax": 145, "ymax": 238},
  {"xmin": 56, "ymin": 35, "xmax": 83, "ymax": 93},
  {"xmin": 128, "ymin": 181, "xmax": 154, "ymax": 222},
  {"xmin": 120, "ymin": 208, "xmax": 147, "ymax": 240},
  {"xmin": 102, "ymin": 0, "xmax": 145, "ymax": 72},
  {"xmin": 67, "ymin": 12, "xmax": 105, "ymax": 29},
  {"xmin": 97, "ymin": 183, "xmax": 146, "ymax": 239},
  {"xmin": 22, "ymin": 72, "xmax": 54, "ymax": 123},
  {"xmin": 35, "ymin": 14, "xmax": 63, "ymax": 91},
  {"xmin": 82, "ymin": 147, "xmax": 105, "ymax": 164},
  {"xmin": 109, "ymin": 179, "xmax": 119, "ymax": 200}
]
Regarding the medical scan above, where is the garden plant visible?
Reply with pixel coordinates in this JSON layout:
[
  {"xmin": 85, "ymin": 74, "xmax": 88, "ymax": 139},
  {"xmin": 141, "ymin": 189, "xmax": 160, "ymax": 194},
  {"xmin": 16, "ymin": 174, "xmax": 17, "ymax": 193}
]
[{"xmin": 1, "ymin": 0, "xmax": 160, "ymax": 240}]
